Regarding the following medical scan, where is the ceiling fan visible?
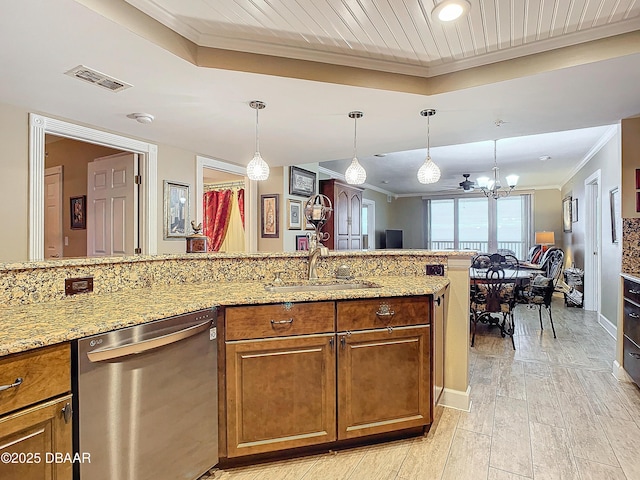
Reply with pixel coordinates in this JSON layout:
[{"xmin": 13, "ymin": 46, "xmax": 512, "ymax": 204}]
[{"xmin": 458, "ymin": 173, "xmax": 475, "ymax": 192}]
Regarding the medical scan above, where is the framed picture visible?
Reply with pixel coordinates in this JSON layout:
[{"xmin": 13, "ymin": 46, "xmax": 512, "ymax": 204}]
[
  {"xmin": 70, "ymin": 195, "xmax": 86, "ymax": 230},
  {"xmin": 610, "ymin": 187, "xmax": 621, "ymax": 243},
  {"xmin": 289, "ymin": 166, "xmax": 316, "ymax": 197},
  {"xmin": 287, "ymin": 199, "xmax": 302, "ymax": 230},
  {"xmin": 261, "ymin": 194, "xmax": 279, "ymax": 238},
  {"xmin": 635, "ymin": 169, "xmax": 640, "ymax": 189},
  {"xmin": 296, "ymin": 234, "xmax": 309, "ymax": 251},
  {"xmin": 164, "ymin": 181, "xmax": 190, "ymax": 238},
  {"xmin": 572, "ymin": 198, "xmax": 578, "ymax": 223},
  {"xmin": 562, "ymin": 196, "xmax": 572, "ymax": 233}
]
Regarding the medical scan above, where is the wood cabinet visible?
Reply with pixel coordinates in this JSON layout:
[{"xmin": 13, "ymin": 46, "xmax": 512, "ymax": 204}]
[
  {"xmin": 225, "ymin": 303, "xmax": 337, "ymax": 457},
  {"xmin": 223, "ymin": 296, "xmax": 434, "ymax": 459},
  {"xmin": 432, "ymin": 287, "xmax": 447, "ymax": 408},
  {"xmin": 336, "ymin": 296, "xmax": 431, "ymax": 440},
  {"xmin": 623, "ymin": 278, "xmax": 640, "ymax": 386},
  {"xmin": 320, "ymin": 179, "xmax": 363, "ymax": 250},
  {"xmin": 0, "ymin": 343, "xmax": 72, "ymax": 480}
]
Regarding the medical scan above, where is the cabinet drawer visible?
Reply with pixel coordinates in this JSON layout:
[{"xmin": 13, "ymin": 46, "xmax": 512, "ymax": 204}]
[
  {"xmin": 624, "ymin": 299, "xmax": 640, "ymax": 345},
  {"xmin": 337, "ymin": 296, "xmax": 430, "ymax": 331},
  {"xmin": 225, "ymin": 302, "xmax": 335, "ymax": 340},
  {"xmin": 623, "ymin": 278, "xmax": 640, "ymax": 304},
  {"xmin": 623, "ymin": 335, "xmax": 640, "ymax": 387},
  {"xmin": 0, "ymin": 343, "xmax": 70, "ymax": 417}
]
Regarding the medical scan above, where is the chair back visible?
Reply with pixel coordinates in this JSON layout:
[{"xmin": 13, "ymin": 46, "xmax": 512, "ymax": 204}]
[
  {"xmin": 540, "ymin": 248, "xmax": 564, "ymax": 284},
  {"xmin": 471, "ymin": 254, "xmax": 520, "ymax": 314}
]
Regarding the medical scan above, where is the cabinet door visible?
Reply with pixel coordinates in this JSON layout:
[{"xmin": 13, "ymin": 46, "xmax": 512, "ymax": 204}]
[
  {"xmin": 0, "ymin": 395, "xmax": 73, "ymax": 480},
  {"xmin": 349, "ymin": 190, "xmax": 362, "ymax": 249},
  {"xmin": 432, "ymin": 289, "xmax": 447, "ymax": 407},
  {"xmin": 335, "ymin": 187, "xmax": 350, "ymax": 249},
  {"xmin": 337, "ymin": 325, "xmax": 431, "ymax": 440},
  {"xmin": 226, "ymin": 334, "xmax": 336, "ymax": 457}
]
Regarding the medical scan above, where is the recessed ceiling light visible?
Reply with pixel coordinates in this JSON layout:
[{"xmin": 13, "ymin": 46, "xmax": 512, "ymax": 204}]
[
  {"xmin": 374, "ymin": 153, "xmax": 387, "ymax": 157},
  {"xmin": 432, "ymin": 0, "xmax": 471, "ymax": 22},
  {"xmin": 127, "ymin": 113, "xmax": 155, "ymax": 124},
  {"xmin": 539, "ymin": 155, "xmax": 552, "ymax": 161}
]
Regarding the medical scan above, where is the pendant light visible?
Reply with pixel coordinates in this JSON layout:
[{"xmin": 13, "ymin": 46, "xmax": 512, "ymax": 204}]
[
  {"xmin": 345, "ymin": 111, "xmax": 366, "ymax": 185},
  {"xmin": 246, "ymin": 100, "xmax": 269, "ymax": 181},
  {"xmin": 417, "ymin": 109, "xmax": 441, "ymax": 184}
]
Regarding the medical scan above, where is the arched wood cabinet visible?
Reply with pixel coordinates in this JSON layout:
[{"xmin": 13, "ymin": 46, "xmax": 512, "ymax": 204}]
[{"xmin": 320, "ymin": 179, "xmax": 363, "ymax": 250}]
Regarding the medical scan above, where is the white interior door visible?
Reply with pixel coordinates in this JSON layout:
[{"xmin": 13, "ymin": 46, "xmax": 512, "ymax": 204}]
[
  {"xmin": 87, "ymin": 153, "xmax": 138, "ymax": 256},
  {"xmin": 584, "ymin": 171, "xmax": 601, "ymax": 312},
  {"xmin": 44, "ymin": 166, "xmax": 63, "ymax": 259}
]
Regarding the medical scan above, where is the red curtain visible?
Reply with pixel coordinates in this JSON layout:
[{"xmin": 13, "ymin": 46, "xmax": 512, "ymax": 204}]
[
  {"xmin": 203, "ymin": 190, "xmax": 233, "ymax": 252},
  {"xmin": 237, "ymin": 188, "xmax": 245, "ymax": 230}
]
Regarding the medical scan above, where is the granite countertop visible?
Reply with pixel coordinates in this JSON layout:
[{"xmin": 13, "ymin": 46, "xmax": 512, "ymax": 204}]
[
  {"xmin": 0, "ymin": 275, "xmax": 449, "ymax": 357},
  {"xmin": 622, "ymin": 272, "xmax": 640, "ymax": 283}
]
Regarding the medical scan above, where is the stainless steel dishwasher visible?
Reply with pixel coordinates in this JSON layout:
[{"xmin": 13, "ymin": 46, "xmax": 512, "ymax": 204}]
[{"xmin": 73, "ymin": 308, "xmax": 218, "ymax": 480}]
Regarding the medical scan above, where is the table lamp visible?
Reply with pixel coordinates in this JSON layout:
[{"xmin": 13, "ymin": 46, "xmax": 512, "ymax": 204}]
[{"xmin": 535, "ymin": 231, "xmax": 555, "ymax": 252}]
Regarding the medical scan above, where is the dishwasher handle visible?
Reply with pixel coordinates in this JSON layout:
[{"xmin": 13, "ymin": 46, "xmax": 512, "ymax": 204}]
[{"xmin": 87, "ymin": 320, "xmax": 211, "ymax": 362}]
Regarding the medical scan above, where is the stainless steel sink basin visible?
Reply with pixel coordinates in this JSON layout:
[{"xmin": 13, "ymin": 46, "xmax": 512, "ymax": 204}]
[{"xmin": 264, "ymin": 280, "xmax": 381, "ymax": 293}]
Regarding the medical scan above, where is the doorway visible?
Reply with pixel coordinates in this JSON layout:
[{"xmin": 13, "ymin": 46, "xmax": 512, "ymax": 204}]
[
  {"xmin": 362, "ymin": 199, "xmax": 376, "ymax": 249},
  {"xmin": 29, "ymin": 113, "xmax": 158, "ymax": 260},
  {"xmin": 584, "ymin": 170, "xmax": 602, "ymax": 312}
]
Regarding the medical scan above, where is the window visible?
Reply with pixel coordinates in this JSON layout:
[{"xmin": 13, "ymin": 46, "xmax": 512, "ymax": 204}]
[{"xmin": 425, "ymin": 194, "xmax": 531, "ymax": 259}]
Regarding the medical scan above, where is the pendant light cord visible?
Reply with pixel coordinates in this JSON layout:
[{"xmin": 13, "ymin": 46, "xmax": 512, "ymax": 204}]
[
  {"xmin": 255, "ymin": 107, "xmax": 260, "ymax": 153},
  {"xmin": 353, "ymin": 115, "xmax": 358, "ymax": 159},
  {"xmin": 427, "ymin": 114, "xmax": 431, "ymax": 157}
]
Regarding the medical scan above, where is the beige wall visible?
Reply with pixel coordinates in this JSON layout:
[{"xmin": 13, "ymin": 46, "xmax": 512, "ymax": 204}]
[
  {"xmin": 388, "ymin": 197, "xmax": 425, "ymax": 249},
  {"xmin": 533, "ymin": 189, "xmax": 562, "ymax": 251},
  {"xmin": 282, "ymin": 163, "xmax": 319, "ymax": 252},
  {"xmin": 0, "ymin": 103, "xmax": 29, "ymax": 262},
  {"xmin": 561, "ymin": 131, "xmax": 621, "ymax": 326},
  {"xmin": 622, "ymin": 116, "xmax": 640, "ymax": 218},
  {"xmin": 45, "ymin": 137, "xmax": 122, "ymax": 257},
  {"xmin": 362, "ymin": 189, "xmax": 391, "ymax": 249},
  {"xmin": 257, "ymin": 166, "xmax": 285, "ymax": 252}
]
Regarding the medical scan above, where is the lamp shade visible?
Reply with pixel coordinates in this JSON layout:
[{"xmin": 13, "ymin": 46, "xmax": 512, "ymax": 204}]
[{"xmin": 535, "ymin": 231, "xmax": 555, "ymax": 245}]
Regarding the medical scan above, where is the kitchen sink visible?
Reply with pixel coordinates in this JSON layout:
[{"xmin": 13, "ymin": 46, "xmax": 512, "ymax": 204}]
[{"xmin": 264, "ymin": 279, "xmax": 381, "ymax": 293}]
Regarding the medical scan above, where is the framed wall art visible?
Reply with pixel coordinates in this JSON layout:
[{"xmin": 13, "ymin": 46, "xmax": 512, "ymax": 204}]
[
  {"xmin": 289, "ymin": 166, "xmax": 316, "ymax": 197},
  {"xmin": 572, "ymin": 198, "xmax": 578, "ymax": 223},
  {"xmin": 610, "ymin": 187, "xmax": 620, "ymax": 243},
  {"xmin": 296, "ymin": 234, "xmax": 309, "ymax": 251},
  {"xmin": 287, "ymin": 199, "xmax": 302, "ymax": 230},
  {"xmin": 562, "ymin": 196, "xmax": 572, "ymax": 233},
  {"xmin": 70, "ymin": 195, "xmax": 86, "ymax": 230},
  {"xmin": 261, "ymin": 194, "xmax": 279, "ymax": 238},
  {"xmin": 164, "ymin": 181, "xmax": 190, "ymax": 238}
]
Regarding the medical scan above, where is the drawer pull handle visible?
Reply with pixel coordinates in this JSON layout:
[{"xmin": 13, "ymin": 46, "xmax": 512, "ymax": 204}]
[
  {"xmin": 628, "ymin": 352, "xmax": 640, "ymax": 360},
  {"xmin": 630, "ymin": 313, "xmax": 640, "ymax": 319},
  {"xmin": 271, "ymin": 318, "xmax": 294, "ymax": 326},
  {"xmin": 61, "ymin": 402, "xmax": 73, "ymax": 424},
  {"xmin": 629, "ymin": 289, "xmax": 640, "ymax": 295},
  {"xmin": 376, "ymin": 303, "xmax": 395, "ymax": 320},
  {"xmin": 0, "ymin": 377, "xmax": 23, "ymax": 392}
]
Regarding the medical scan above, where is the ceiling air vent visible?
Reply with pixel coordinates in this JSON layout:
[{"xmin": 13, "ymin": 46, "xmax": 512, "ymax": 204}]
[{"xmin": 64, "ymin": 65, "xmax": 133, "ymax": 93}]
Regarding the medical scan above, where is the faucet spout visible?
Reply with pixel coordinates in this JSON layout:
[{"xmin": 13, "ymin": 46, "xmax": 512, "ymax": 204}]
[{"xmin": 308, "ymin": 248, "xmax": 321, "ymax": 280}]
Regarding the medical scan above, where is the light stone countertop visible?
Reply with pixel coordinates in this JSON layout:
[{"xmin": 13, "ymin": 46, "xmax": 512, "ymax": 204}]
[
  {"xmin": 621, "ymin": 272, "xmax": 640, "ymax": 283},
  {"xmin": 0, "ymin": 275, "xmax": 449, "ymax": 357}
]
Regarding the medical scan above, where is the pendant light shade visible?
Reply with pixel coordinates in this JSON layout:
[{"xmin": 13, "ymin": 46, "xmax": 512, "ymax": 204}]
[
  {"xmin": 418, "ymin": 109, "xmax": 441, "ymax": 184},
  {"xmin": 345, "ymin": 111, "xmax": 366, "ymax": 185},
  {"xmin": 246, "ymin": 100, "xmax": 269, "ymax": 181}
]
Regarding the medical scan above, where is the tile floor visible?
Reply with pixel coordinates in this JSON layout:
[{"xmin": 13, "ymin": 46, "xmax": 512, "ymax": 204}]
[{"xmin": 201, "ymin": 296, "xmax": 640, "ymax": 479}]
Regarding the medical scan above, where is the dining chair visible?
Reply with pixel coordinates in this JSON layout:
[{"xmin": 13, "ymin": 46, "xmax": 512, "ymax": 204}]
[
  {"xmin": 517, "ymin": 248, "xmax": 564, "ymax": 338},
  {"xmin": 470, "ymin": 253, "xmax": 520, "ymax": 350}
]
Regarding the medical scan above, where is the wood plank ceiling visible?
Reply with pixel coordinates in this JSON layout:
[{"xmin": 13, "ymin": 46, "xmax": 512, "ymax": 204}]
[{"xmin": 126, "ymin": 0, "xmax": 640, "ymax": 75}]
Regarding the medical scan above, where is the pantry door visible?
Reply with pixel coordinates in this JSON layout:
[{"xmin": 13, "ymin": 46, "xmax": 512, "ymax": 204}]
[{"xmin": 87, "ymin": 153, "xmax": 138, "ymax": 256}]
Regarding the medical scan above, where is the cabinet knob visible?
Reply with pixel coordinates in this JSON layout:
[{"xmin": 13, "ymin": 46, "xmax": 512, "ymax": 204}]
[{"xmin": 435, "ymin": 296, "xmax": 441, "ymax": 306}]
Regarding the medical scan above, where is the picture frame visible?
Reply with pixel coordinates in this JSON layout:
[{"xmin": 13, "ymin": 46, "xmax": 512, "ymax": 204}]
[
  {"xmin": 164, "ymin": 180, "xmax": 190, "ymax": 238},
  {"xmin": 287, "ymin": 199, "xmax": 302, "ymax": 230},
  {"xmin": 261, "ymin": 194, "xmax": 279, "ymax": 238},
  {"xmin": 289, "ymin": 166, "xmax": 316, "ymax": 197},
  {"xmin": 70, "ymin": 195, "xmax": 86, "ymax": 230},
  {"xmin": 562, "ymin": 196, "xmax": 572, "ymax": 233},
  {"xmin": 296, "ymin": 234, "xmax": 309, "ymax": 251},
  {"xmin": 610, "ymin": 187, "xmax": 620, "ymax": 243},
  {"xmin": 572, "ymin": 198, "xmax": 578, "ymax": 223},
  {"xmin": 635, "ymin": 169, "xmax": 640, "ymax": 189}
]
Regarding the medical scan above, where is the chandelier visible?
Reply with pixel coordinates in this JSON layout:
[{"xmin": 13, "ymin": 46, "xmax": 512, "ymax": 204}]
[{"xmin": 476, "ymin": 140, "xmax": 519, "ymax": 199}]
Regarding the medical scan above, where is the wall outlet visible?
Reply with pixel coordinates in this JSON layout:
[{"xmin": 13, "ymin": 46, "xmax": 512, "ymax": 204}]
[
  {"xmin": 426, "ymin": 264, "xmax": 445, "ymax": 276},
  {"xmin": 65, "ymin": 277, "xmax": 94, "ymax": 296}
]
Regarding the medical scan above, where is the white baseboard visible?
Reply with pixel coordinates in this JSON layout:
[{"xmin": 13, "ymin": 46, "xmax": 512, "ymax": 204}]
[
  {"xmin": 439, "ymin": 386, "xmax": 471, "ymax": 412},
  {"xmin": 613, "ymin": 360, "xmax": 633, "ymax": 383},
  {"xmin": 599, "ymin": 313, "xmax": 616, "ymax": 339}
]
